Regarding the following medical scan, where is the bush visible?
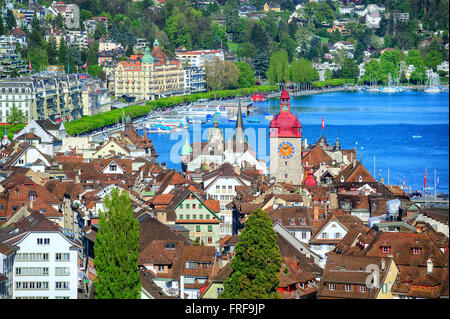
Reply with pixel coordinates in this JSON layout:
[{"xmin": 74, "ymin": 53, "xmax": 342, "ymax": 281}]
[{"xmin": 64, "ymin": 86, "xmax": 278, "ymax": 136}]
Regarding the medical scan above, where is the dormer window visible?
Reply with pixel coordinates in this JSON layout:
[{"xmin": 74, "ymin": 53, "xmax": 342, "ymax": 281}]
[
  {"xmin": 381, "ymin": 246, "xmax": 390, "ymax": 254},
  {"xmin": 289, "ymin": 218, "xmax": 295, "ymax": 226},
  {"xmin": 412, "ymin": 248, "xmax": 421, "ymax": 255},
  {"xmin": 358, "ymin": 176, "xmax": 362, "ymax": 182},
  {"xmin": 341, "ymin": 176, "xmax": 344, "ymax": 182}
]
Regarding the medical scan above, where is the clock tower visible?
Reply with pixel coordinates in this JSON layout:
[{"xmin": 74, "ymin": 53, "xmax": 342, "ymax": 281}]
[{"xmin": 269, "ymin": 89, "xmax": 303, "ymax": 184}]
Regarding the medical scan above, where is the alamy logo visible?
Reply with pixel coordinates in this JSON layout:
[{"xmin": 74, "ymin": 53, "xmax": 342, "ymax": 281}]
[
  {"xmin": 64, "ymin": 4, "xmax": 80, "ymax": 30},
  {"xmin": 365, "ymin": 264, "xmax": 380, "ymax": 289}
]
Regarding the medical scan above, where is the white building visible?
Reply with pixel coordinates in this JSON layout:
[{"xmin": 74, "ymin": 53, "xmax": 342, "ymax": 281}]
[
  {"xmin": 202, "ymin": 163, "xmax": 253, "ymax": 237},
  {"xmin": 0, "ymin": 212, "xmax": 81, "ymax": 299},
  {"xmin": 175, "ymin": 50, "xmax": 224, "ymax": 68}
]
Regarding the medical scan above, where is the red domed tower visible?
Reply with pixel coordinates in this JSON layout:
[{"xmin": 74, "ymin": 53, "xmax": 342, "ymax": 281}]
[{"xmin": 269, "ymin": 88, "xmax": 303, "ymax": 184}]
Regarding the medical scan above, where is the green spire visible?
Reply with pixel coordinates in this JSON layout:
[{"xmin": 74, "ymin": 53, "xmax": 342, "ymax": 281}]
[
  {"xmin": 141, "ymin": 47, "xmax": 154, "ymax": 63},
  {"xmin": 181, "ymin": 138, "xmax": 192, "ymax": 156}
]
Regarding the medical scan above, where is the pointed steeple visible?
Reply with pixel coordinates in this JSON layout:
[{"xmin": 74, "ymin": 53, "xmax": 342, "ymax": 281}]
[{"xmin": 233, "ymin": 97, "xmax": 246, "ymax": 145}]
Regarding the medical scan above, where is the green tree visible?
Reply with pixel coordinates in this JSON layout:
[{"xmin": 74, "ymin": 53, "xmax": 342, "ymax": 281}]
[
  {"xmin": 94, "ymin": 188, "xmax": 141, "ymax": 299},
  {"xmin": 341, "ymin": 58, "xmax": 360, "ymax": 80},
  {"xmin": 0, "ymin": 15, "xmax": 5, "ymax": 36},
  {"xmin": 47, "ymin": 38, "xmax": 58, "ymax": 65},
  {"xmin": 87, "ymin": 65, "xmax": 103, "ymax": 78},
  {"xmin": 94, "ymin": 20, "xmax": 106, "ymax": 40},
  {"xmin": 267, "ymin": 50, "xmax": 290, "ymax": 85},
  {"xmin": 236, "ymin": 61, "xmax": 255, "ymax": 88},
  {"xmin": 6, "ymin": 9, "xmax": 16, "ymax": 30},
  {"xmin": 7, "ymin": 104, "xmax": 26, "ymax": 125},
  {"xmin": 219, "ymin": 208, "xmax": 281, "ymax": 299},
  {"xmin": 424, "ymin": 50, "xmax": 443, "ymax": 72},
  {"xmin": 58, "ymin": 39, "xmax": 68, "ymax": 66}
]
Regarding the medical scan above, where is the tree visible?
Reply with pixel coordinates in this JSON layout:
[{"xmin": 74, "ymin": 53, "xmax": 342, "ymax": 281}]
[
  {"xmin": 47, "ymin": 38, "xmax": 58, "ymax": 65},
  {"xmin": 219, "ymin": 208, "xmax": 281, "ymax": 299},
  {"xmin": 94, "ymin": 188, "xmax": 141, "ymax": 299},
  {"xmin": 205, "ymin": 58, "xmax": 239, "ymax": 91},
  {"xmin": 7, "ymin": 104, "xmax": 26, "ymax": 125},
  {"xmin": 87, "ymin": 65, "xmax": 103, "ymax": 78},
  {"xmin": 252, "ymin": 48, "xmax": 270, "ymax": 79},
  {"xmin": 341, "ymin": 58, "xmax": 360, "ymax": 80},
  {"xmin": 236, "ymin": 61, "xmax": 255, "ymax": 88},
  {"xmin": 6, "ymin": 9, "xmax": 16, "ymax": 30},
  {"xmin": 94, "ymin": 20, "xmax": 106, "ymax": 40},
  {"xmin": 266, "ymin": 50, "xmax": 290, "ymax": 85},
  {"xmin": 0, "ymin": 15, "xmax": 5, "ymax": 36},
  {"xmin": 424, "ymin": 50, "xmax": 443, "ymax": 72}
]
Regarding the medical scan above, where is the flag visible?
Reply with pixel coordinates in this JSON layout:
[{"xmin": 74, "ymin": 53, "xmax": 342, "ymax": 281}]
[
  {"xmin": 402, "ymin": 176, "xmax": 405, "ymax": 189},
  {"xmin": 321, "ymin": 117, "xmax": 325, "ymax": 130},
  {"xmin": 82, "ymin": 61, "xmax": 87, "ymax": 69},
  {"xmin": 424, "ymin": 167, "xmax": 427, "ymax": 190},
  {"xmin": 29, "ymin": 59, "xmax": 32, "ymax": 71}
]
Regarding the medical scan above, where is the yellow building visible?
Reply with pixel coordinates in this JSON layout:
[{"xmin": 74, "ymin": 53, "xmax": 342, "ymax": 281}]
[
  {"xmin": 264, "ymin": 2, "xmax": 281, "ymax": 12},
  {"xmin": 113, "ymin": 40, "xmax": 185, "ymax": 101},
  {"xmin": 375, "ymin": 258, "xmax": 399, "ymax": 299}
]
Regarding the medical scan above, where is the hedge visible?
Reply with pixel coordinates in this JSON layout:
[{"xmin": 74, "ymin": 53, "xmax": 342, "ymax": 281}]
[
  {"xmin": 0, "ymin": 124, "xmax": 27, "ymax": 140},
  {"xmin": 311, "ymin": 78, "xmax": 356, "ymax": 88},
  {"xmin": 64, "ymin": 86, "xmax": 278, "ymax": 136}
]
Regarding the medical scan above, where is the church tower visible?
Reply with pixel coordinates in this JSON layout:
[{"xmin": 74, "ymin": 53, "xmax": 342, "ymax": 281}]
[{"xmin": 269, "ymin": 89, "xmax": 303, "ymax": 184}]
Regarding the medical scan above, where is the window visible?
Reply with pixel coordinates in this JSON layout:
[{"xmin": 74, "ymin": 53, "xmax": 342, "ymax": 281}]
[
  {"xmin": 55, "ymin": 267, "xmax": 70, "ymax": 276},
  {"xmin": 381, "ymin": 246, "xmax": 390, "ymax": 254},
  {"xmin": 186, "ymin": 215, "xmax": 190, "ymax": 220},
  {"xmin": 157, "ymin": 265, "xmax": 165, "ymax": 272},
  {"xmin": 186, "ymin": 204, "xmax": 190, "ymax": 209},
  {"xmin": 329, "ymin": 283, "xmax": 335, "ymax": 290},
  {"xmin": 345, "ymin": 284, "xmax": 351, "ymax": 292},
  {"xmin": 208, "ymin": 237, "xmax": 212, "ymax": 244},
  {"xmin": 196, "ymin": 225, "xmax": 200, "ymax": 232},
  {"xmin": 110, "ymin": 163, "xmax": 117, "ymax": 171},
  {"xmin": 335, "ymin": 233, "xmax": 341, "ymax": 239},
  {"xmin": 179, "ymin": 215, "xmax": 183, "ymax": 220},
  {"xmin": 289, "ymin": 218, "xmax": 295, "ymax": 226},
  {"xmin": 360, "ymin": 285, "xmax": 367, "ymax": 292},
  {"xmin": 186, "ymin": 262, "xmax": 197, "ymax": 269},
  {"xmin": 37, "ymin": 238, "xmax": 50, "ymax": 245},
  {"xmin": 199, "ymin": 204, "xmax": 203, "ymax": 209},
  {"xmin": 302, "ymin": 232, "xmax": 307, "ymax": 239},
  {"xmin": 199, "ymin": 214, "xmax": 203, "ymax": 220},
  {"xmin": 192, "ymin": 204, "xmax": 196, "ymax": 209},
  {"xmin": 179, "ymin": 204, "xmax": 183, "ymax": 209},
  {"xmin": 217, "ymin": 287, "xmax": 224, "ymax": 295},
  {"xmin": 322, "ymin": 233, "xmax": 328, "ymax": 239},
  {"xmin": 413, "ymin": 248, "xmax": 421, "ymax": 255},
  {"xmin": 55, "ymin": 253, "xmax": 70, "ymax": 262},
  {"xmin": 55, "ymin": 282, "xmax": 70, "ymax": 290},
  {"xmin": 208, "ymin": 225, "xmax": 212, "ymax": 232}
]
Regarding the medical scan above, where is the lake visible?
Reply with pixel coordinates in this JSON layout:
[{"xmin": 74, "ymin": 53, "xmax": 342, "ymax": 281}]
[{"xmin": 144, "ymin": 90, "xmax": 449, "ymax": 194}]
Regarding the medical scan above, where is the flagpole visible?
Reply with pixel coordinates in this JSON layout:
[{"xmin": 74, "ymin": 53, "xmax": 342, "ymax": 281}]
[
  {"xmin": 387, "ymin": 168, "xmax": 389, "ymax": 185},
  {"xmin": 434, "ymin": 169, "xmax": 436, "ymax": 201}
]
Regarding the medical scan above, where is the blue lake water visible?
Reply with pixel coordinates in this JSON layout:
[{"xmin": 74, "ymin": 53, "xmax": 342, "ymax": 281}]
[{"xmin": 144, "ymin": 90, "xmax": 449, "ymax": 194}]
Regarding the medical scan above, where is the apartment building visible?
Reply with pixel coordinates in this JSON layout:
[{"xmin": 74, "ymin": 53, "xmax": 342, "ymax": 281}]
[
  {"xmin": 0, "ymin": 73, "xmax": 84, "ymax": 123},
  {"xmin": 114, "ymin": 40, "xmax": 185, "ymax": 100},
  {"xmin": 0, "ymin": 212, "xmax": 81, "ymax": 299}
]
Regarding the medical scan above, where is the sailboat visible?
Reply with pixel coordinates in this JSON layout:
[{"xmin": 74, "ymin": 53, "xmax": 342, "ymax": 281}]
[
  {"xmin": 424, "ymin": 73, "xmax": 445, "ymax": 93},
  {"xmin": 379, "ymin": 73, "xmax": 399, "ymax": 93}
]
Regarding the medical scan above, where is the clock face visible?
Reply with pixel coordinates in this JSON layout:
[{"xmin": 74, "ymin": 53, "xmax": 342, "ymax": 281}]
[
  {"xmin": 281, "ymin": 104, "xmax": 288, "ymax": 111},
  {"xmin": 278, "ymin": 142, "xmax": 295, "ymax": 159}
]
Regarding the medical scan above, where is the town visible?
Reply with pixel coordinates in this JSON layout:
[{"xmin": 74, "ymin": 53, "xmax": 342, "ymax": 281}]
[{"xmin": 0, "ymin": 0, "xmax": 448, "ymax": 301}]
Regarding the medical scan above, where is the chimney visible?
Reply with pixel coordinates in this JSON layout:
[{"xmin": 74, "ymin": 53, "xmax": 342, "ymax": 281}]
[
  {"xmin": 180, "ymin": 275, "xmax": 184, "ymax": 299},
  {"xmin": 381, "ymin": 258, "xmax": 385, "ymax": 271},
  {"xmin": 427, "ymin": 258, "xmax": 433, "ymax": 274},
  {"xmin": 313, "ymin": 205, "xmax": 319, "ymax": 221},
  {"xmin": 140, "ymin": 169, "xmax": 143, "ymax": 181}
]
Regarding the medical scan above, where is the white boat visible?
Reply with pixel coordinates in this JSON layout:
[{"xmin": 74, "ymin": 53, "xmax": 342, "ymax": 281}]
[
  {"xmin": 412, "ymin": 135, "xmax": 423, "ymax": 139},
  {"xmin": 424, "ymin": 73, "xmax": 445, "ymax": 93}
]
